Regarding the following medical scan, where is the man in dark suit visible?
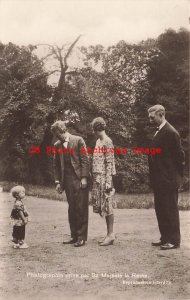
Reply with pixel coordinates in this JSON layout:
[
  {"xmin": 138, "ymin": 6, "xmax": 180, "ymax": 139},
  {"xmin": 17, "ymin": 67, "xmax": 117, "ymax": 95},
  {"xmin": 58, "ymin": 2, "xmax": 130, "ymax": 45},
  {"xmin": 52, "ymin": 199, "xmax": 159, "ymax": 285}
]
[
  {"xmin": 148, "ymin": 105, "xmax": 185, "ymax": 250},
  {"xmin": 51, "ymin": 121, "xmax": 90, "ymax": 247}
]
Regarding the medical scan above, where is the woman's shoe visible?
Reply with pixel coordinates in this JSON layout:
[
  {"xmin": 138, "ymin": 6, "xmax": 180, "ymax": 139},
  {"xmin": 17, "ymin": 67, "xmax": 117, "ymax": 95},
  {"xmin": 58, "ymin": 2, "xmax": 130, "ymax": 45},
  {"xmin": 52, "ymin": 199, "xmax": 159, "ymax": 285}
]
[
  {"xmin": 98, "ymin": 237, "xmax": 107, "ymax": 244},
  {"xmin": 99, "ymin": 236, "xmax": 115, "ymax": 246},
  {"xmin": 74, "ymin": 239, "xmax": 85, "ymax": 247}
]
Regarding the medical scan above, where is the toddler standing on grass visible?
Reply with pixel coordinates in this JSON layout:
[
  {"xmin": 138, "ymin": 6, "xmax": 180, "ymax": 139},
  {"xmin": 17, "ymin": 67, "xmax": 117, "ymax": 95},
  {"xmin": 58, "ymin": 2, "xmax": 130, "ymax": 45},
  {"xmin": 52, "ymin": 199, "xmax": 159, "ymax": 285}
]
[{"xmin": 10, "ymin": 186, "xmax": 29, "ymax": 249}]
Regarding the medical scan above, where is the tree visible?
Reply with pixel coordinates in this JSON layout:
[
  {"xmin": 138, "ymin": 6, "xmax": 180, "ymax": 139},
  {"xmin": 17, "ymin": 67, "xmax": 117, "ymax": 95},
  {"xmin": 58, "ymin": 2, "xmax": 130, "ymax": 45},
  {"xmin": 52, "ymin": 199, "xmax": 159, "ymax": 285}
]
[
  {"xmin": 134, "ymin": 29, "xmax": 189, "ymax": 155},
  {"xmin": 133, "ymin": 28, "xmax": 189, "ymax": 188},
  {"xmin": 36, "ymin": 35, "xmax": 82, "ymax": 106},
  {"xmin": 79, "ymin": 41, "xmax": 160, "ymax": 143},
  {"xmin": 34, "ymin": 36, "xmax": 83, "ymax": 182},
  {"xmin": 1, "ymin": 28, "xmax": 188, "ymax": 192},
  {"xmin": 61, "ymin": 41, "xmax": 160, "ymax": 192},
  {"xmin": 0, "ymin": 42, "xmax": 51, "ymax": 183}
]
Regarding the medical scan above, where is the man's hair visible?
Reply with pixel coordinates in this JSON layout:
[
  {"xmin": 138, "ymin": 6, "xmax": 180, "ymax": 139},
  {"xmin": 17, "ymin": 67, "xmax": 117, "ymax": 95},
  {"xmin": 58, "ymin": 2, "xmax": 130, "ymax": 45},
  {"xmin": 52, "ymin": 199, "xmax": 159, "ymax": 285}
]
[
  {"xmin": 11, "ymin": 185, "xmax": 25, "ymax": 199},
  {"xmin": 91, "ymin": 117, "xmax": 106, "ymax": 131},
  {"xmin": 148, "ymin": 104, "xmax": 165, "ymax": 116},
  {"xmin": 51, "ymin": 120, "xmax": 68, "ymax": 133}
]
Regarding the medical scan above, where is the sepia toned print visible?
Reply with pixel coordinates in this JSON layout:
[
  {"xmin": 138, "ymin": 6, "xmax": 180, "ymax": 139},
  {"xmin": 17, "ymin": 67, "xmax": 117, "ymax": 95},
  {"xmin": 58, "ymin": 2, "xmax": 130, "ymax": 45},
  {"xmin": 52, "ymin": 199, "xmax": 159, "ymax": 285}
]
[{"xmin": 0, "ymin": 1, "xmax": 189, "ymax": 300}]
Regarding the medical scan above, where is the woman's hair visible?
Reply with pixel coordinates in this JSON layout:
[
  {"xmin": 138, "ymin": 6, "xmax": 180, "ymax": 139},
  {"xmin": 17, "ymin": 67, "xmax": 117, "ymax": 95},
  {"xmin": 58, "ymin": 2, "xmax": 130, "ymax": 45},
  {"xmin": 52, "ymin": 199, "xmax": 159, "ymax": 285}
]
[
  {"xmin": 91, "ymin": 117, "xmax": 106, "ymax": 132},
  {"xmin": 11, "ymin": 186, "xmax": 25, "ymax": 199}
]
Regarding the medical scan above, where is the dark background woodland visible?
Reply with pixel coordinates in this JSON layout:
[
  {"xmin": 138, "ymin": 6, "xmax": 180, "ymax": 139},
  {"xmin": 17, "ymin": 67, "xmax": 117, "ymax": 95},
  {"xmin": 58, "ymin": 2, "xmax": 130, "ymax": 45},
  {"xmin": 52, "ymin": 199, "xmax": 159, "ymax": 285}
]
[{"xmin": 0, "ymin": 28, "xmax": 189, "ymax": 193}]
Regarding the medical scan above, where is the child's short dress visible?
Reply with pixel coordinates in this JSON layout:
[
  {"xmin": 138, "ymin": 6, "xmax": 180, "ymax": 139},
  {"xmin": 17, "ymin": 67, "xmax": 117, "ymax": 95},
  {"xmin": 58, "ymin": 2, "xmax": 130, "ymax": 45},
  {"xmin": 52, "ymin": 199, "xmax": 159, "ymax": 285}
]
[{"xmin": 11, "ymin": 199, "xmax": 28, "ymax": 242}]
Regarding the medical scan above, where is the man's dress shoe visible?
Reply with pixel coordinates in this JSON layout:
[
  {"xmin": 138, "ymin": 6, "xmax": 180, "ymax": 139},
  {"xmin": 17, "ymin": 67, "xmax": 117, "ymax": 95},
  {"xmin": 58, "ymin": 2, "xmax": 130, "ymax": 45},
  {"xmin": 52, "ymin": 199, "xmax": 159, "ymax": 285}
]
[
  {"xmin": 63, "ymin": 238, "xmax": 77, "ymax": 244},
  {"xmin": 74, "ymin": 240, "xmax": 85, "ymax": 247},
  {"xmin": 152, "ymin": 241, "xmax": 164, "ymax": 246},
  {"xmin": 160, "ymin": 243, "xmax": 180, "ymax": 250}
]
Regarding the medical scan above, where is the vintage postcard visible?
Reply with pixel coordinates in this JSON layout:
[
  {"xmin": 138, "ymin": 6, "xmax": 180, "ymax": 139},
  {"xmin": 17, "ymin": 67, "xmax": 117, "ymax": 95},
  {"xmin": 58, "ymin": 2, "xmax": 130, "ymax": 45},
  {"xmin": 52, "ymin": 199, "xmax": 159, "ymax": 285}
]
[{"xmin": 0, "ymin": 0, "xmax": 189, "ymax": 299}]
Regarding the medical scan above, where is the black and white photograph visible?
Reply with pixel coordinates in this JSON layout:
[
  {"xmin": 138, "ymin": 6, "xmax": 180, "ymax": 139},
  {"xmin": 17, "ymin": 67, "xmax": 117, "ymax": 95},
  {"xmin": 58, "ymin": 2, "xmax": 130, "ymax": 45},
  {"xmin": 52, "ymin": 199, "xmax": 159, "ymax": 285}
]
[{"xmin": 0, "ymin": 0, "xmax": 189, "ymax": 299}]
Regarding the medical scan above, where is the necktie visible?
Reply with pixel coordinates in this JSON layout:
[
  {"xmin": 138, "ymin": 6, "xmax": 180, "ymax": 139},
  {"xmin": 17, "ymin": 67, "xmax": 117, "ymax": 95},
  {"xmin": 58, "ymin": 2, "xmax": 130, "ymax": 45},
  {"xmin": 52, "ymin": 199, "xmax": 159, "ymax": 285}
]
[
  {"xmin": 63, "ymin": 140, "xmax": 69, "ymax": 149},
  {"xmin": 154, "ymin": 127, "xmax": 160, "ymax": 137}
]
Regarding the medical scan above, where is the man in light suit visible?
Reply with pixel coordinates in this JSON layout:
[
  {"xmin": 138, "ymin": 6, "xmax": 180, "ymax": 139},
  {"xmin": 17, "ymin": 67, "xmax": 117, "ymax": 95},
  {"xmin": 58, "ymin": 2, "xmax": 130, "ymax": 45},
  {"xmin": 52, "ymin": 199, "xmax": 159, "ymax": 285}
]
[
  {"xmin": 51, "ymin": 121, "xmax": 89, "ymax": 247},
  {"xmin": 148, "ymin": 105, "xmax": 185, "ymax": 250}
]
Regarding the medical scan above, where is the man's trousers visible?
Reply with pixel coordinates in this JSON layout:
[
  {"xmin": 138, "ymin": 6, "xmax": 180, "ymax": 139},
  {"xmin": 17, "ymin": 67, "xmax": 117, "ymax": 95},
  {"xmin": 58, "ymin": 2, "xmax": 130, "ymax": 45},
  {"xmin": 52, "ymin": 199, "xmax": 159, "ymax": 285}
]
[
  {"xmin": 154, "ymin": 186, "xmax": 180, "ymax": 246},
  {"xmin": 64, "ymin": 175, "xmax": 89, "ymax": 241}
]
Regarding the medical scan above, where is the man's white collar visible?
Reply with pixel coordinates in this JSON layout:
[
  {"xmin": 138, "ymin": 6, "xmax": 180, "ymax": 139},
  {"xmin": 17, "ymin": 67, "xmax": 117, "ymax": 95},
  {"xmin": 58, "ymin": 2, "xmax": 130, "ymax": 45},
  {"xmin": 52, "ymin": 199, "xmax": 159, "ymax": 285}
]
[
  {"xmin": 64, "ymin": 132, "xmax": 70, "ymax": 142},
  {"xmin": 158, "ymin": 120, "xmax": 167, "ymax": 131}
]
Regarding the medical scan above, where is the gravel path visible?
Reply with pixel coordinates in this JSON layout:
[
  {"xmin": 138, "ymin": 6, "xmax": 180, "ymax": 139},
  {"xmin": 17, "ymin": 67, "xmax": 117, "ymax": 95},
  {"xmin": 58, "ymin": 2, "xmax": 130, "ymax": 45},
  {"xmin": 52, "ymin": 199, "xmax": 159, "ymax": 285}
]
[{"xmin": 0, "ymin": 192, "xmax": 190, "ymax": 300}]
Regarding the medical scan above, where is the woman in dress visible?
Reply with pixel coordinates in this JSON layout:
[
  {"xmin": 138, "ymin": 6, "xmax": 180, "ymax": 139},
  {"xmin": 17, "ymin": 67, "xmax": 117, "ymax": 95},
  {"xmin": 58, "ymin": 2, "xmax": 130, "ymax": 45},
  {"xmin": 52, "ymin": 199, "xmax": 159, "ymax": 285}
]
[{"xmin": 91, "ymin": 117, "xmax": 116, "ymax": 246}]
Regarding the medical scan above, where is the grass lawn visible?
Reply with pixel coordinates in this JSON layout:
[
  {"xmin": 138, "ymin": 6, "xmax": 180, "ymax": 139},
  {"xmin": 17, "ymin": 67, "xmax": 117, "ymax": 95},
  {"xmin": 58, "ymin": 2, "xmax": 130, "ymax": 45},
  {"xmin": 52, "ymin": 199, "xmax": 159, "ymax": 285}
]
[{"xmin": 0, "ymin": 181, "xmax": 189, "ymax": 210}]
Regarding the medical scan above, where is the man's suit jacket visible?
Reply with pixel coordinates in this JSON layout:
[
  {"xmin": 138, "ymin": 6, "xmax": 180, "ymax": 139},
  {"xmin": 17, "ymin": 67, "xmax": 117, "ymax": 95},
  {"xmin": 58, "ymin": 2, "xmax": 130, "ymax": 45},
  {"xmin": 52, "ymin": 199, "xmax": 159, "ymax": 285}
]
[
  {"xmin": 148, "ymin": 121, "xmax": 185, "ymax": 190},
  {"xmin": 53, "ymin": 134, "xmax": 90, "ymax": 190}
]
